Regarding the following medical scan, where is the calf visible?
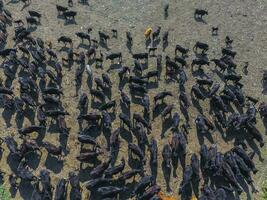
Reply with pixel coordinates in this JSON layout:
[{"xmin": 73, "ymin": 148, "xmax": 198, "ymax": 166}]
[
  {"xmin": 28, "ymin": 10, "xmax": 41, "ymax": 22},
  {"xmin": 175, "ymin": 44, "xmax": 189, "ymax": 57},
  {"xmin": 126, "ymin": 31, "xmax": 133, "ymax": 45},
  {"xmin": 63, "ymin": 11, "xmax": 77, "ymax": 21},
  {"xmin": 26, "ymin": 17, "xmax": 38, "ymax": 27},
  {"xmin": 56, "ymin": 5, "xmax": 68, "ymax": 16},
  {"xmin": 225, "ymin": 36, "xmax": 233, "ymax": 48},
  {"xmin": 212, "ymin": 27, "xmax": 218, "ymax": 36},
  {"xmin": 194, "ymin": 9, "xmax": 208, "ymax": 19},
  {"xmin": 152, "ymin": 26, "xmax": 161, "ymax": 41},
  {"xmin": 99, "ymin": 31, "xmax": 110, "ymax": 45}
]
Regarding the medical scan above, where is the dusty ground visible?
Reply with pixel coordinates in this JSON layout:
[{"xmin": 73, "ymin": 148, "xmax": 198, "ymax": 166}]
[{"xmin": 0, "ymin": 0, "xmax": 266, "ymax": 199}]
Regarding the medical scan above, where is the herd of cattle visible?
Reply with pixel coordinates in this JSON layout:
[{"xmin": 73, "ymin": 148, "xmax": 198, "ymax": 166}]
[{"xmin": 0, "ymin": 0, "xmax": 265, "ymax": 200}]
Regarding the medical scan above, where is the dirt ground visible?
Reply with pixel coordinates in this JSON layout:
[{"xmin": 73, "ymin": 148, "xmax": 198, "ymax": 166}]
[{"xmin": 0, "ymin": 0, "xmax": 266, "ymax": 199}]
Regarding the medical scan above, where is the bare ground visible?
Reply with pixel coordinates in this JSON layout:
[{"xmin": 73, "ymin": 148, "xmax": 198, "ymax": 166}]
[{"xmin": 0, "ymin": 0, "xmax": 266, "ymax": 199}]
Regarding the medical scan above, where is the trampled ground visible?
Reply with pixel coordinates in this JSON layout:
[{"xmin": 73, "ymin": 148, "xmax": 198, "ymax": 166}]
[{"xmin": 0, "ymin": 0, "xmax": 266, "ymax": 199}]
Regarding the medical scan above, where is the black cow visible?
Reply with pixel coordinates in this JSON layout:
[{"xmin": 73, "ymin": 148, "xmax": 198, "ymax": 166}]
[{"xmin": 194, "ymin": 9, "xmax": 208, "ymax": 19}]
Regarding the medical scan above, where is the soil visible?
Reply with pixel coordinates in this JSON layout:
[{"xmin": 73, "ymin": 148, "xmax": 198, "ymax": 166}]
[{"xmin": 0, "ymin": 0, "xmax": 266, "ymax": 199}]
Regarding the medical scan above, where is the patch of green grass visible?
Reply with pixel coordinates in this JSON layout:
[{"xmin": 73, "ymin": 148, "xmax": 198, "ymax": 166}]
[{"xmin": 0, "ymin": 185, "xmax": 10, "ymax": 200}]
